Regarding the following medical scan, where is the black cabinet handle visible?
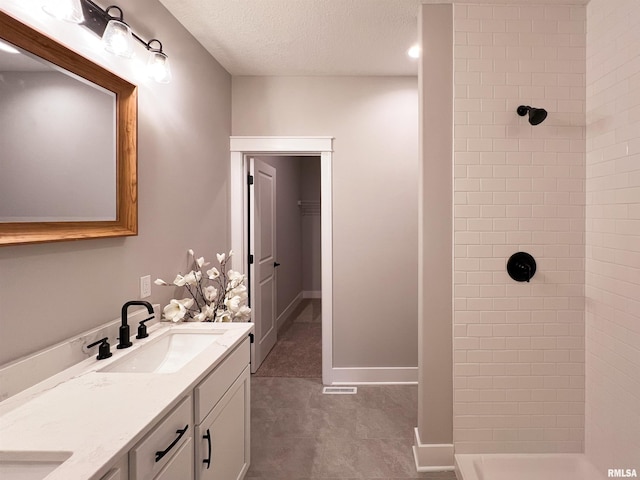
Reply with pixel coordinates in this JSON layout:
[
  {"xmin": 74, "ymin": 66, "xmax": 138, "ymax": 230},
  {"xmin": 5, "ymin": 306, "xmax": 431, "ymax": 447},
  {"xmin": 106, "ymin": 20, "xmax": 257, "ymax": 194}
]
[
  {"xmin": 274, "ymin": 262, "xmax": 281, "ymax": 268},
  {"xmin": 203, "ymin": 429, "xmax": 212, "ymax": 469},
  {"xmin": 155, "ymin": 425, "xmax": 189, "ymax": 462}
]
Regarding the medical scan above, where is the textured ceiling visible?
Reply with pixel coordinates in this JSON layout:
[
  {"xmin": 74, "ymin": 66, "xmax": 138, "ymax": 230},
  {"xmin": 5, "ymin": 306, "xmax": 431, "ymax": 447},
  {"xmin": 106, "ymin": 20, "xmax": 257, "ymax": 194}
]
[
  {"xmin": 158, "ymin": 0, "xmax": 423, "ymax": 76},
  {"xmin": 158, "ymin": 0, "xmax": 591, "ymax": 77}
]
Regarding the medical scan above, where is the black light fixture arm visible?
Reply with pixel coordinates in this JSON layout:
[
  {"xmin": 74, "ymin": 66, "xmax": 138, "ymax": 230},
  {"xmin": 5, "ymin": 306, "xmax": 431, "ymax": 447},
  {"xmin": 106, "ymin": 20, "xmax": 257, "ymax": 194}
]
[
  {"xmin": 80, "ymin": 0, "xmax": 166, "ymax": 53},
  {"xmin": 146, "ymin": 39, "xmax": 164, "ymax": 54},
  {"xmin": 104, "ymin": 5, "xmax": 123, "ymax": 21}
]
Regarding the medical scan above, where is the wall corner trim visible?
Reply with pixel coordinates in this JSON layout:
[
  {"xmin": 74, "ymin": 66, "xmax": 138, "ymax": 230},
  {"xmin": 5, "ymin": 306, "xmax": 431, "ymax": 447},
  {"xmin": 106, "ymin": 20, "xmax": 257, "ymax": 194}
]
[{"xmin": 412, "ymin": 427, "xmax": 455, "ymax": 472}]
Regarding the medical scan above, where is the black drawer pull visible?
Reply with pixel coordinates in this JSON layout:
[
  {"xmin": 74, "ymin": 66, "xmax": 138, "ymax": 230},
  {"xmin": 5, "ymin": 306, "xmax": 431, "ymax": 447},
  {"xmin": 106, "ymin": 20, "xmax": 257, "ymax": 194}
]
[
  {"xmin": 155, "ymin": 425, "xmax": 189, "ymax": 462},
  {"xmin": 203, "ymin": 429, "xmax": 212, "ymax": 469}
]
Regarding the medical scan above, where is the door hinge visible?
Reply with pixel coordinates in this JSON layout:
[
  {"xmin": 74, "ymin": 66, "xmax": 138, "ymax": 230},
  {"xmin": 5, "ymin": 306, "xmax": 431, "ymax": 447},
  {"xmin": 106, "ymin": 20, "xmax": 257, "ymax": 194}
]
[
  {"xmin": 248, "ymin": 333, "xmax": 254, "ymax": 343},
  {"xmin": 247, "ymin": 174, "xmax": 254, "ymax": 185},
  {"xmin": 248, "ymin": 254, "xmax": 254, "ymax": 265}
]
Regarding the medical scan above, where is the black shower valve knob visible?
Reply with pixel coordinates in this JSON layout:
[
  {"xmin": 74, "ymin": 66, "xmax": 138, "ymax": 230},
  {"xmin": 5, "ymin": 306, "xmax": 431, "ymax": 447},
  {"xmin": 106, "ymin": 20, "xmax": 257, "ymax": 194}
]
[{"xmin": 507, "ymin": 252, "xmax": 537, "ymax": 283}]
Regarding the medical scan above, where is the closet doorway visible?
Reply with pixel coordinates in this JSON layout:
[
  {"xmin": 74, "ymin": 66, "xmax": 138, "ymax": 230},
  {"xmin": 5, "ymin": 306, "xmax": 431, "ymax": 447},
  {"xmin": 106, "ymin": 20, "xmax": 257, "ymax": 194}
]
[
  {"xmin": 229, "ymin": 137, "xmax": 335, "ymax": 385},
  {"xmin": 250, "ymin": 155, "xmax": 322, "ymax": 377}
]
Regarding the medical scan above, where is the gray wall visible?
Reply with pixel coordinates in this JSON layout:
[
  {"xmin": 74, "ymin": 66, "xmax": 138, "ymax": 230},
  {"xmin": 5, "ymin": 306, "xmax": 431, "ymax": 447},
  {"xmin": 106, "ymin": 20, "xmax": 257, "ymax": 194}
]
[
  {"xmin": 257, "ymin": 155, "xmax": 303, "ymax": 322},
  {"xmin": 232, "ymin": 76, "xmax": 419, "ymax": 369},
  {"xmin": 0, "ymin": 0, "xmax": 232, "ymax": 365}
]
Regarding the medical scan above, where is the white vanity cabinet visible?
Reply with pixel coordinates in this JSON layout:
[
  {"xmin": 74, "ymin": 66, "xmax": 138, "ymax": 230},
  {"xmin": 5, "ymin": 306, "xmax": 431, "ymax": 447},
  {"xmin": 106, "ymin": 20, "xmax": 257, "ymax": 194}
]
[
  {"xmin": 128, "ymin": 337, "xmax": 251, "ymax": 480},
  {"xmin": 194, "ymin": 339, "xmax": 251, "ymax": 480},
  {"xmin": 130, "ymin": 395, "xmax": 194, "ymax": 480}
]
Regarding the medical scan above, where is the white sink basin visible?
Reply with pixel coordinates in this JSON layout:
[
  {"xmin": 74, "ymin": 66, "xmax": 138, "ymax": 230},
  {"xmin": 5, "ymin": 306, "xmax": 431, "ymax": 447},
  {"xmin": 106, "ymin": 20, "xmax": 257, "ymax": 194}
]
[
  {"xmin": 99, "ymin": 330, "xmax": 226, "ymax": 374},
  {"xmin": 0, "ymin": 451, "xmax": 71, "ymax": 480}
]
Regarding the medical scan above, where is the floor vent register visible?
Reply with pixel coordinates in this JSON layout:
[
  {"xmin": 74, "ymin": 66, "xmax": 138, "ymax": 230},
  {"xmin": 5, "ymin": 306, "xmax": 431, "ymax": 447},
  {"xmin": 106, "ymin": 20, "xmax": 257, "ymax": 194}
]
[{"xmin": 322, "ymin": 386, "xmax": 358, "ymax": 395}]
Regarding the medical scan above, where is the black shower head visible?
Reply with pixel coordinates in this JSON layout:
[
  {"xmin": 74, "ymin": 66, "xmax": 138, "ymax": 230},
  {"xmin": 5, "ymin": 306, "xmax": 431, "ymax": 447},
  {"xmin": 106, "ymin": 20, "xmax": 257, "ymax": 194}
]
[{"xmin": 517, "ymin": 105, "xmax": 548, "ymax": 125}]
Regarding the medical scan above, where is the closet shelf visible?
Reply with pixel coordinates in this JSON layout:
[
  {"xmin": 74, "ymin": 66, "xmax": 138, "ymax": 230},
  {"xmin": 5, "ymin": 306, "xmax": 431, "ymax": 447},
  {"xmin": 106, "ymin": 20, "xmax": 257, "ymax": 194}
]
[{"xmin": 297, "ymin": 200, "xmax": 321, "ymax": 216}]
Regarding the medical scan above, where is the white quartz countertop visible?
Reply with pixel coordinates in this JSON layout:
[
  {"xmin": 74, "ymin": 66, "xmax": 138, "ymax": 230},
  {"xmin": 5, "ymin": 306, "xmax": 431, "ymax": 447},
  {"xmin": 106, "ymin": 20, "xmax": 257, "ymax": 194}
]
[{"xmin": 0, "ymin": 321, "xmax": 253, "ymax": 480}]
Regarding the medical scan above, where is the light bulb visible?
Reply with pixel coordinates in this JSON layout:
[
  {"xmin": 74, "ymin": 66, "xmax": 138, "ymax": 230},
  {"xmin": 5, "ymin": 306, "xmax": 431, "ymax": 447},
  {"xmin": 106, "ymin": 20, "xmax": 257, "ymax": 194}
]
[
  {"xmin": 147, "ymin": 51, "xmax": 172, "ymax": 84},
  {"xmin": 42, "ymin": 0, "xmax": 84, "ymax": 23},
  {"xmin": 102, "ymin": 20, "xmax": 134, "ymax": 58}
]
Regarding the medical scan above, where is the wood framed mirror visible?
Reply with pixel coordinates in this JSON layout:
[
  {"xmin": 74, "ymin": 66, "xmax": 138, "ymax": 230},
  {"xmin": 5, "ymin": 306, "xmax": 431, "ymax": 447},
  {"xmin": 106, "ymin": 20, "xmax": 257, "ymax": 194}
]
[{"xmin": 0, "ymin": 11, "xmax": 137, "ymax": 246}]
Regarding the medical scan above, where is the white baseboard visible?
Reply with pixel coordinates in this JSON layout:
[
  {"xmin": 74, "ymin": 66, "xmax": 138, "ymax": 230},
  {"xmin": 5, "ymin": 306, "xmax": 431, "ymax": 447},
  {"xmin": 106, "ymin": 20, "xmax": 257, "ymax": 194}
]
[
  {"xmin": 276, "ymin": 292, "xmax": 303, "ymax": 331},
  {"xmin": 327, "ymin": 366, "xmax": 418, "ymax": 384},
  {"xmin": 302, "ymin": 290, "xmax": 322, "ymax": 299},
  {"xmin": 412, "ymin": 427, "xmax": 455, "ymax": 472}
]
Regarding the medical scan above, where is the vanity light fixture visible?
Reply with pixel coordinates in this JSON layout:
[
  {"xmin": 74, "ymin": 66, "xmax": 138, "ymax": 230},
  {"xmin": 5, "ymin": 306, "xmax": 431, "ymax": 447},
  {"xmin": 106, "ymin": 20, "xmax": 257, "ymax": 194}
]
[
  {"xmin": 44, "ymin": 0, "xmax": 173, "ymax": 83},
  {"xmin": 42, "ymin": 0, "xmax": 85, "ymax": 24}
]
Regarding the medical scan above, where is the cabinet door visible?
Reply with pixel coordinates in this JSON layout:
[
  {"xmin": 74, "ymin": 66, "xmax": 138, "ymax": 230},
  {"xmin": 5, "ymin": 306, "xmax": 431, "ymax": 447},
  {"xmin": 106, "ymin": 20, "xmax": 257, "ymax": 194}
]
[
  {"xmin": 101, "ymin": 455, "xmax": 128, "ymax": 480},
  {"xmin": 154, "ymin": 437, "xmax": 193, "ymax": 480},
  {"xmin": 196, "ymin": 366, "xmax": 250, "ymax": 480}
]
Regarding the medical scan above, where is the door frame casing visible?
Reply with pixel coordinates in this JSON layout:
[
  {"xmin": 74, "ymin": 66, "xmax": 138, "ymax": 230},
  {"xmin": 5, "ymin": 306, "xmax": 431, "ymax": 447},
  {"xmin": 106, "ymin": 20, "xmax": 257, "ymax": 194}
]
[{"xmin": 230, "ymin": 136, "xmax": 334, "ymax": 385}]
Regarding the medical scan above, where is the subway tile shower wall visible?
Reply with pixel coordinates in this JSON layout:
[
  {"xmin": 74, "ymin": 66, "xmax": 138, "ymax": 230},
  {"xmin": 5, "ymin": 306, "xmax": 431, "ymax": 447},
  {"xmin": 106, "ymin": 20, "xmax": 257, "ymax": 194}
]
[
  {"xmin": 585, "ymin": 0, "xmax": 640, "ymax": 472},
  {"xmin": 453, "ymin": 3, "xmax": 586, "ymax": 453}
]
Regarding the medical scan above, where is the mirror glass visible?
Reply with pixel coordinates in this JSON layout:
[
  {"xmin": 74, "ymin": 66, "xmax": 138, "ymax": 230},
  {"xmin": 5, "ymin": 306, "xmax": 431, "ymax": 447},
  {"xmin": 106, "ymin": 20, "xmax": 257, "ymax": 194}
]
[
  {"xmin": 0, "ymin": 40, "xmax": 117, "ymax": 222},
  {"xmin": 0, "ymin": 11, "xmax": 137, "ymax": 246}
]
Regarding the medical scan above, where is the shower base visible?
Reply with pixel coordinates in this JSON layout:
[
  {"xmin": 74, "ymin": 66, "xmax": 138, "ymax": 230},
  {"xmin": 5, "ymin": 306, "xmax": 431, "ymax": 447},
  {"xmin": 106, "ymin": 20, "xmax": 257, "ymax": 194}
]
[{"xmin": 455, "ymin": 453, "xmax": 605, "ymax": 480}]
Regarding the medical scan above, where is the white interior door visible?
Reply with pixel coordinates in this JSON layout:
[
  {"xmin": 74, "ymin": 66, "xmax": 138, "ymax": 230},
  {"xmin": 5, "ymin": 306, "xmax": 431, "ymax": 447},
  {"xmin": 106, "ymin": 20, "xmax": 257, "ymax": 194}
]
[{"xmin": 249, "ymin": 157, "xmax": 277, "ymax": 372}]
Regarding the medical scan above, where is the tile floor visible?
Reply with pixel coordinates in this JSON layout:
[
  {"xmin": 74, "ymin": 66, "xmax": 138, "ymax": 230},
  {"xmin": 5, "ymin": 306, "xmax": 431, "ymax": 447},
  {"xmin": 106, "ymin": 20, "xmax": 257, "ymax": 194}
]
[{"xmin": 246, "ymin": 376, "xmax": 457, "ymax": 480}]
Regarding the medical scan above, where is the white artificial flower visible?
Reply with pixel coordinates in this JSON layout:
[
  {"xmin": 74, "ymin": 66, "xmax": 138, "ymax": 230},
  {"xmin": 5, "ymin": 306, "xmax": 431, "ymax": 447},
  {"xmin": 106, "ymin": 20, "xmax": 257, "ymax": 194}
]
[
  {"xmin": 204, "ymin": 286, "xmax": 218, "ymax": 302},
  {"xmin": 182, "ymin": 271, "xmax": 200, "ymax": 286},
  {"xmin": 225, "ymin": 295, "xmax": 241, "ymax": 313},
  {"xmin": 228, "ymin": 270, "xmax": 243, "ymax": 281},
  {"xmin": 202, "ymin": 304, "xmax": 216, "ymax": 320},
  {"xmin": 163, "ymin": 298, "xmax": 194, "ymax": 322},
  {"xmin": 227, "ymin": 270, "xmax": 244, "ymax": 288},
  {"xmin": 234, "ymin": 305, "xmax": 251, "ymax": 322},
  {"xmin": 158, "ymin": 247, "xmax": 249, "ymax": 323},
  {"xmin": 173, "ymin": 274, "xmax": 187, "ymax": 287},
  {"xmin": 196, "ymin": 256, "xmax": 209, "ymax": 268},
  {"xmin": 228, "ymin": 284, "xmax": 247, "ymax": 300}
]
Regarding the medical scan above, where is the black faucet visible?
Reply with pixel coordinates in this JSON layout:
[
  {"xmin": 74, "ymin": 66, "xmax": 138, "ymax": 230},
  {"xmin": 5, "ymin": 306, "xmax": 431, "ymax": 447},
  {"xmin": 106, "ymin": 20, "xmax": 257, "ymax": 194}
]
[{"xmin": 118, "ymin": 300, "xmax": 154, "ymax": 349}]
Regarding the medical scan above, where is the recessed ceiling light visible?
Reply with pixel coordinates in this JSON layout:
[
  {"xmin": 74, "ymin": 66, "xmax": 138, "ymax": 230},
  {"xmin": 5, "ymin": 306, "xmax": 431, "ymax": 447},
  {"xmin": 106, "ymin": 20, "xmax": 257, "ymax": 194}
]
[
  {"xmin": 0, "ymin": 40, "xmax": 20, "ymax": 54},
  {"xmin": 407, "ymin": 44, "xmax": 420, "ymax": 59}
]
